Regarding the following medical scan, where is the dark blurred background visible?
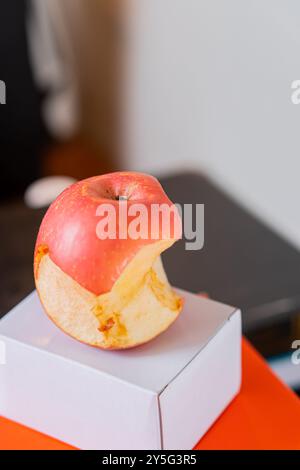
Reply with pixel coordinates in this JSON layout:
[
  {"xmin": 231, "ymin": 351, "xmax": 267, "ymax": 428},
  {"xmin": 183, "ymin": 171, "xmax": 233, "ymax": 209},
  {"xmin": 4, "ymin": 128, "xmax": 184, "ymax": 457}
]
[{"xmin": 0, "ymin": 0, "xmax": 46, "ymax": 198}]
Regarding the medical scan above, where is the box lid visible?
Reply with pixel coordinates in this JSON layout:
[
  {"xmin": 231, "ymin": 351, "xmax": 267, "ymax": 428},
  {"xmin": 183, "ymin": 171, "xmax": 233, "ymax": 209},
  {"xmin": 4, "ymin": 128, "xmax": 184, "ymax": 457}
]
[{"xmin": 0, "ymin": 290, "xmax": 237, "ymax": 393}]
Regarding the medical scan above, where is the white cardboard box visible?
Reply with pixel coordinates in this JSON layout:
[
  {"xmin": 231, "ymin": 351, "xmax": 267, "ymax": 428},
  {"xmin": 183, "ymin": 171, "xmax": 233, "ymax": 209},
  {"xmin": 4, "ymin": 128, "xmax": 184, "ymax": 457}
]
[{"xmin": 0, "ymin": 289, "xmax": 241, "ymax": 450}]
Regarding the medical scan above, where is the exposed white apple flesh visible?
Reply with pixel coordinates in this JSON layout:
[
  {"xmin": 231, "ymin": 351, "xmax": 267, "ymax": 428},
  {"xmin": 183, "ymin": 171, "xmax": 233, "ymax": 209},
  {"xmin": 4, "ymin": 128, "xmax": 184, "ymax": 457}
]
[{"xmin": 36, "ymin": 239, "xmax": 182, "ymax": 349}]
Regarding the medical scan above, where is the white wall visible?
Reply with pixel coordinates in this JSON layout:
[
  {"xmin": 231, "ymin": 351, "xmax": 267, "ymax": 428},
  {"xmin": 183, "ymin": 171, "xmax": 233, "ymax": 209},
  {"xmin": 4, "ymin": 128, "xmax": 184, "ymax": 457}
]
[{"xmin": 122, "ymin": 1, "xmax": 300, "ymax": 249}]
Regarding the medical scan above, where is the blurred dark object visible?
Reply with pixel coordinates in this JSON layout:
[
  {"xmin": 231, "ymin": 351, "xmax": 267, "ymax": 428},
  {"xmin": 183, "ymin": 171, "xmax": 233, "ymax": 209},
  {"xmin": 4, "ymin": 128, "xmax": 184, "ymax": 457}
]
[
  {"xmin": 0, "ymin": 0, "xmax": 48, "ymax": 199},
  {"xmin": 1, "ymin": 171, "xmax": 300, "ymax": 365},
  {"xmin": 160, "ymin": 173, "xmax": 300, "ymax": 354},
  {"xmin": 0, "ymin": 200, "xmax": 46, "ymax": 315},
  {"xmin": 42, "ymin": 137, "xmax": 115, "ymax": 181},
  {"xmin": 246, "ymin": 314, "xmax": 300, "ymax": 358}
]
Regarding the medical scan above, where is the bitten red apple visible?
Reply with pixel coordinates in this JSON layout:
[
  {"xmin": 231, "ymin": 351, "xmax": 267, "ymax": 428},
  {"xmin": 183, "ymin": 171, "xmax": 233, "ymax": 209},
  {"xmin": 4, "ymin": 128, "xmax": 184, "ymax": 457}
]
[{"xmin": 34, "ymin": 172, "xmax": 183, "ymax": 349}]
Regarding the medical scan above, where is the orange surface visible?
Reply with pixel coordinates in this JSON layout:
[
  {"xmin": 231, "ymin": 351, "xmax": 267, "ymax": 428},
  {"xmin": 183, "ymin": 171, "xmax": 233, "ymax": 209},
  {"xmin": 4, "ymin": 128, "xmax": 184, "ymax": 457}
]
[{"xmin": 0, "ymin": 338, "xmax": 299, "ymax": 450}]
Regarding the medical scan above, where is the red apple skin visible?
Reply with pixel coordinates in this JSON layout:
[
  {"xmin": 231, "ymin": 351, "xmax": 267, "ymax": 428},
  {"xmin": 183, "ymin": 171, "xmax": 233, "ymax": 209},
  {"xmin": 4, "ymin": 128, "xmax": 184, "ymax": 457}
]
[{"xmin": 34, "ymin": 172, "xmax": 181, "ymax": 296}]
